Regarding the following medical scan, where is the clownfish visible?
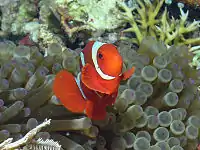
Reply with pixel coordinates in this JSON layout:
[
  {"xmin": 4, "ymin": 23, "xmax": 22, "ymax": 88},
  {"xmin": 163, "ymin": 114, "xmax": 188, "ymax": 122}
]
[{"xmin": 53, "ymin": 41, "xmax": 135, "ymax": 120}]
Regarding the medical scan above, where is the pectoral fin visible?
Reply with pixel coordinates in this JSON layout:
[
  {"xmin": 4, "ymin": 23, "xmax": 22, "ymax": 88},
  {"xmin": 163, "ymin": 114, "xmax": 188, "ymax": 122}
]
[
  {"xmin": 121, "ymin": 66, "xmax": 135, "ymax": 80},
  {"xmin": 81, "ymin": 63, "xmax": 111, "ymax": 94}
]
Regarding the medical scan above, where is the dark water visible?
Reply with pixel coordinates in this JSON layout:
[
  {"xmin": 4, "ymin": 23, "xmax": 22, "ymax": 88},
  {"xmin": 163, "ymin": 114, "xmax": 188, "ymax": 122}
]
[{"xmin": 164, "ymin": 1, "xmax": 200, "ymax": 20}]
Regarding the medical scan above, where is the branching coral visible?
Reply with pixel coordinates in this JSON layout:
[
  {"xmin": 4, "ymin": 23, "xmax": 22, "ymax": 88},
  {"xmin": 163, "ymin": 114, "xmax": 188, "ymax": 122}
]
[
  {"xmin": 0, "ymin": 119, "xmax": 52, "ymax": 149},
  {"xmin": 117, "ymin": 0, "xmax": 200, "ymax": 46},
  {"xmin": 55, "ymin": 7, "xmax": 95, "ymax": 38}
]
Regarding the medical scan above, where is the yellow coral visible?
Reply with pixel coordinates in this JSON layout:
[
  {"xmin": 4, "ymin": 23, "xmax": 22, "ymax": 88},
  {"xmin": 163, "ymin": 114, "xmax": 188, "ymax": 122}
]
[{"xmin": 117, "ymin": 0, "xmax": 200, "ymax": 46}]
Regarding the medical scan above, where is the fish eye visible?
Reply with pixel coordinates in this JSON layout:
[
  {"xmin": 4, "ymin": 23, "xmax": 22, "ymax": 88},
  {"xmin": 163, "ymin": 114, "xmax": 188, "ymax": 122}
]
[{"xmin": 98, "ymin": 53, "xmax": 103, "ymax": 59}]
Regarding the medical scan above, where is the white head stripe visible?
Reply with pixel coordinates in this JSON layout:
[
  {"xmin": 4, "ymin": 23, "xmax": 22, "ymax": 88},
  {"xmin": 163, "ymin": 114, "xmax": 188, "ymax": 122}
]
[
  {"xmin": 80, "ymin": 52, "xmax": 85, "ymax": 66},
  {"xmin": 92, "ymin": 41, "xmax": 115, "ymax": 80}
]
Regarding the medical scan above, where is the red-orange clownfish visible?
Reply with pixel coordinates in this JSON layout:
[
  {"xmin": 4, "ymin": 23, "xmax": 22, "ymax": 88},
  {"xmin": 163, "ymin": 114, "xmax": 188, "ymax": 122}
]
[{"xmin": 53, "ymin": 41, "xmax": 135, "ymax": 120}]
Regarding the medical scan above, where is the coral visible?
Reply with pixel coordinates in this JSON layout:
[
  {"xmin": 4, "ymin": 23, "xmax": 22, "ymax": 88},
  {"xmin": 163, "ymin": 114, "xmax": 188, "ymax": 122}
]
[
  {"xmin": 23, "ymin": 21, "xmax": 40, "ymax": 43},
  {"xmin": 0, "ymin": 0, "xmax": 68, "ymax": 53},
  {"xmin": 0, "ymin": 1, "xmax": 19, "ymax": 33},
  {"xmin": 49, "ymin": 0, "xmax": 132, "ymax": 37},
  {"xmin": 89, "ymin": 32, "xmax": 121, "ymax": 44},
  {"xmin": 117, "ymin": 0, "xmax": 200, "ymax": 46},
  {"xmin": 38, "ymin": 24, "xmax": 67, "ymax": 54},
  {"xmin": 0, "ymin": 119, "xmax": 52, "ymax": 149},
  {"xmin": 0, "ymin": 0, "xmax": 19, "ymax": 7},
  {"xmin": 117, "ymin": 0, "xmax": 200, "ymax": 69},
  {"xmin": 175, "ymin": 0, "xmax": 200, "ymax": 7},
  {"xmin": 1, "ymin": 0, "xmax": 200, "ymax": 149},
  {"xmin": 0, "ymin": 0, "xmax": 37, "ymax": 35},
  {"xmin": 10, "ymin": 0, "xmax": 37, "ymax": 35},
  {"xmin": 24, "ymin": 138, "xmax": 62, "ymax": 150}
]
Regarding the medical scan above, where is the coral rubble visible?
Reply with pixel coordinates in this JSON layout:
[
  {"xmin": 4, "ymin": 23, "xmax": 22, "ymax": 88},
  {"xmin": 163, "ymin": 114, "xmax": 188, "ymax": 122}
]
[
  {"xmin": 52, "ymin": 0, "xmax": 127, "ymax": 37},
  {"xmin": 1, "ymin": 0, "xmax": 37, "ymax": 35}
]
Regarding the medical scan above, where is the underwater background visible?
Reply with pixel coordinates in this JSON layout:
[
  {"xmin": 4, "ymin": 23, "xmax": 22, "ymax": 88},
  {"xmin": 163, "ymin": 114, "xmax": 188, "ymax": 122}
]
[{"xmin": 0, "ymin": 0, "xmax": 200, "ymax": 149}]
